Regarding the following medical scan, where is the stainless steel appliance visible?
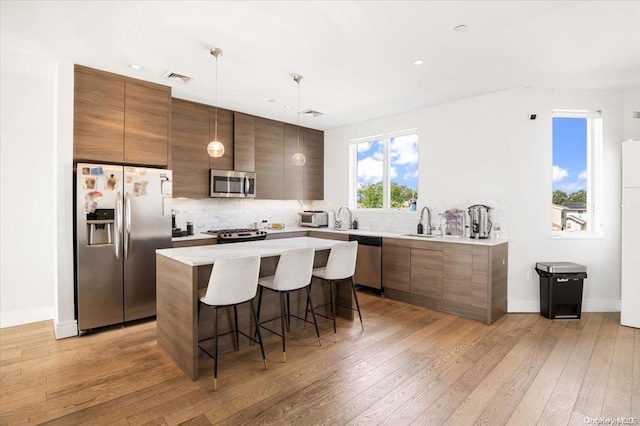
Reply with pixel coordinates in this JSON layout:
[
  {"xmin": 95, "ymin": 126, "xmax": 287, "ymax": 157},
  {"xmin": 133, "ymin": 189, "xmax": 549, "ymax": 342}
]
[
  {"xmin": 74, "ymin": 163, "xmax": 172, "ymax": 331},
  {"xmin": 204, "ymin": 228, "xmax": 268, "ymax": 244},
  {"xmin": 299, "ymin": 211, "xmax": 328, "ymax": 227},
  {"xmin": 209, "ymin": 169, "xmax": 256, "ymax": 198},
  {"xmin": 348, "ymin": 235, "xmax": 382, "ymax": 291},
  {"xmin": 467, "ymin": 204, "xmax": 492, "ymax": 239}
]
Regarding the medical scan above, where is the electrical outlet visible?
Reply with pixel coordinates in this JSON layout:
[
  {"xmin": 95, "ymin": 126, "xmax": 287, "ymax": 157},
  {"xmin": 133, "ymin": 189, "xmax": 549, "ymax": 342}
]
[{"xmin": 526, "ymin": 270, "xmax": 534, "ymax": 280}]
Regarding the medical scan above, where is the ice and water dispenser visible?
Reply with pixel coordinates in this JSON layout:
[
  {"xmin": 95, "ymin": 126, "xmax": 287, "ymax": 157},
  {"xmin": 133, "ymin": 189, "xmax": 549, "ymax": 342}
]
[{"xmin": 86, "ymin": 208, "xmax": 115, "ymax": 246}]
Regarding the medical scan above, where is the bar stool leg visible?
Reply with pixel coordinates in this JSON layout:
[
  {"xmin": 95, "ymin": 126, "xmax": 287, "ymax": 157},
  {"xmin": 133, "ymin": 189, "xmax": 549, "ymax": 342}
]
[
  {"xmin": 351, "ymin": 277, "xmax": 364, "ymax": 331},
  {"xmin": 249, "ymin": 301, "xmax": 268, "ymax": 370},
  {"xmin": 303, "ymin": 282, "xmax": 312, "ymax": 326},
  {"xmin": 213, "ymin": 307, "xmax": 219, "ymax": 391},
  {"xmin": 280, "ymin": 292, "xmax": 287, "ymax": 362},
  {"xmin": 306, "ymin": 285, "xmax": 322, "ymax": 346},
  {"xmin": 254, "ymin": 286, "xmax": 264, "ymax": 342},
  {"xmin": 233, "ymin": 305, "xmax": 240, "ymax": 351},
  {"xmin": 286, "ymin": 292, "xmax": 291, "ymax": 332},
  {"xmin": 330, "ymin": 280, "xmax": 337, "ymax": 342}
]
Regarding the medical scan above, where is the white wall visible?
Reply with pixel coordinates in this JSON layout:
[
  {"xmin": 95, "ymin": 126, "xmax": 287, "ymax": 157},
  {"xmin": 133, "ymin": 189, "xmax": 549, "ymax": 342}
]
[
  {"xmin": 1, "ymin": 53, "xmax": 57, "ymax": 327},
  {"xmin": 324, "ymin": 88, "xmax": 628, "ymax": 312},
  {"xmin": 623, "ymin": 88, "xmax": 640, "ymax": 140}
]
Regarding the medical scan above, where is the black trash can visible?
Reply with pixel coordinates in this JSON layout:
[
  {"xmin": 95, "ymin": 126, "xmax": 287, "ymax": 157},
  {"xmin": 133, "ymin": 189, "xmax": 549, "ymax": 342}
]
[{"xmin": 535, "ymin": 262, "xmax": 587, "ymax": 320}]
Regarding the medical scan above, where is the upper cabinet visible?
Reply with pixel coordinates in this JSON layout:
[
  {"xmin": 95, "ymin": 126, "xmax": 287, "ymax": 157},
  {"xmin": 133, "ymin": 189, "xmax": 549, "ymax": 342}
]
[
  {"xmin": 208, "ymin": 107, "xmax": 233, "ymax": 171},
  {"xmin": 302, "ymin": 128, "xmax": 324, "ymax": 200},
  {"xmin": 170, "ymin": 99, "xmax": 233, "ymax": 198},
  {"xmin": 170, "ymin": 99, "xmax": 210, "ymax": 199},
  {"xmin": 255, "ymin": 117, "xmax": 285, "ymax": 200},
  {"xmin": 284, "ymin": 123, "xmax": 304, "ymax": 199},
  {"xmin": 73, "ymin": 65, "xmax": 170, "ymax": 166},
  {"xmin": 234, "ymin": 112, "xmax": 255, "ymax": 172}
]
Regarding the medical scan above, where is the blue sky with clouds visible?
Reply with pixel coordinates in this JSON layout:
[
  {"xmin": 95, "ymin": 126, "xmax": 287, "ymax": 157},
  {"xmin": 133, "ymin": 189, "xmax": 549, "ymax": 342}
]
[
  {"xmin": 552, "ymin": 117, "xmax": 587, "ymax": 194},
  {"xmin": 356, "ymin": 134, "xmax": 419, "ymax": 192}
]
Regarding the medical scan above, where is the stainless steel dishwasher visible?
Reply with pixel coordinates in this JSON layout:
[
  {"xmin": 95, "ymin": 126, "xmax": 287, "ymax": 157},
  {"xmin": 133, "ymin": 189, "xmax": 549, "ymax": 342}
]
[{"xmin": 349, "ymin": 234, "xmax": 382, "ymax": 291}]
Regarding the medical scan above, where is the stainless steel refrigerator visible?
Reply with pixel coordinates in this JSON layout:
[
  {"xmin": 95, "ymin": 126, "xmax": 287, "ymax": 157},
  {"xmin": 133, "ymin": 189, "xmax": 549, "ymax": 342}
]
[{"xmin": 74, "ymin": 163, "xmax": 172, "ymax": 331}]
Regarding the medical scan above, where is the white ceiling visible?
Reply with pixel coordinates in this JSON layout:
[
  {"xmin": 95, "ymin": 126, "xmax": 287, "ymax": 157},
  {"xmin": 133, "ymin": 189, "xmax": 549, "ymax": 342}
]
[{"xmin": 1, "ymin": 1, "xmax": 639, "ymax": 131}]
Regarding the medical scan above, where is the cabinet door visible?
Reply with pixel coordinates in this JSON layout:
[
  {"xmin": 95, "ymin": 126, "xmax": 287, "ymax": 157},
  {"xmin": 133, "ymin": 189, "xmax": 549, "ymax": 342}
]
[
  {"xmin": 443, "ymin": 244, "xmax": 473, "ymax": 305},
  {"xmin": 303, "ymin": 128, "xmax": 324, "ymax": 200},
  {"xmin": 234, "ymin": 112, "xmax": 255, "ymax": 172},
  {"xmin": 74, "ymin": 68, "xmax": 124, "ymax": 162},
  {"xmin": 382, "ymin": 245, "xmax": 410, "ymax": 292},
  {"xmin": 124, "ymin": 83, "xmax": 169, "ymax": 166},
  {"xmin": 284, "ymin": 123, "xmax": 304, "ymax": 199},
  {"xmin": 209, "ymin": 107, "xmax": 234, "ymax": 171},
  {"xmin": 254, "ymin": 117, "xmax": 285, "ymax": 199},
  {"xmin": 411, "ymin": 248, "xmax": 443, "ymax": 299},
  {"xmin": 170, "ymin": 99, "xmax": 210, "ymax": 198}
]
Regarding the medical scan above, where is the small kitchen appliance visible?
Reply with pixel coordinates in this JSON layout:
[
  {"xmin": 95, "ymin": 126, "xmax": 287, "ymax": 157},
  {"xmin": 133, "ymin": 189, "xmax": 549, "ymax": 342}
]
[
  {"xmin": 467, "ymin": 204, "xmax": 492, "ymax": 239},
  {"xmin": 298, "ymin": 211, "xmax": 328, "ymax": 227}
]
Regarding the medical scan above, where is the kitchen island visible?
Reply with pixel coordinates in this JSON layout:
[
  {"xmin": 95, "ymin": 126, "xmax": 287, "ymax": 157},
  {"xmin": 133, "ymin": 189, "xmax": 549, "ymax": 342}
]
[{"xmin": 155, "ymin": 237, "xmax": 348, "ymax": 381}]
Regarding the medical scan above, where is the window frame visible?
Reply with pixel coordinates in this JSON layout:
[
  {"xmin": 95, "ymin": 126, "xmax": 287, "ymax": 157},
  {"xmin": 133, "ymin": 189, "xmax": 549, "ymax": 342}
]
[
  {"xmin": 349, "ymin": 129, "xmax": 419, "ymax": 211},
  {"xmin": 550, "ymin": 109, "xmax": 603, "ymax": 238}
]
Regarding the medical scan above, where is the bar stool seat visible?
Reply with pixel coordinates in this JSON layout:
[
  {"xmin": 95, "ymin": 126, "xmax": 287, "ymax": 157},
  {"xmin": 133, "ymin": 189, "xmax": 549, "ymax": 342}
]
[
  {"xmin": 256, "ymin": 247, "xmax": 321, "ymax": 362},
  {"xmin": 307, "ymin": 241, "xmax": 362, "ymax": 341},
  {"xmin": 197, "ymin": 255, "xmax": 267, "ymax": 391}
]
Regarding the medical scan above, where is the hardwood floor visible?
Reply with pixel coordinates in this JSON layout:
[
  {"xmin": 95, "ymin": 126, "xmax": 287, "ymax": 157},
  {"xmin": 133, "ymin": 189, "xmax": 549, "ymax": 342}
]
[{"xmin": 1, "ymin": 292, "xmax": 638, "ymax": 425}]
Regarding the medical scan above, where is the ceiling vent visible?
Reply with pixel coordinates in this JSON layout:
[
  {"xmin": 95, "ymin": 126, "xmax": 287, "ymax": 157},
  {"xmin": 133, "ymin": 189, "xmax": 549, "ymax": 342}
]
[
  {"xmin": 300, "ymin": 109, "xmax": 324, "ymax": 118},
  {"xmin": 162, "ymin": 71, "xmax": 193, "ymax": 84}
]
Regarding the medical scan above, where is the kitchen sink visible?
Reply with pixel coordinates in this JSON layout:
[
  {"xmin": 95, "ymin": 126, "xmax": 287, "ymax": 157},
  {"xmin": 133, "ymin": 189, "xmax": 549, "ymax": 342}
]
[{"xmin": 404, "ymin": 233, "xmax": 438, "ymax": 238}]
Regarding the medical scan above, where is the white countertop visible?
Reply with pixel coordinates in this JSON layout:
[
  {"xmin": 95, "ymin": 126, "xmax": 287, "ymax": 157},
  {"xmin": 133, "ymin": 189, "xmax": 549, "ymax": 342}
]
[
  {"xmin": 158, "ymin": 236, "xmax": 342, "ymax": 266},
  {"xmin": 170, "ymin": 226, "xmax": 507, "ymax": 247}
]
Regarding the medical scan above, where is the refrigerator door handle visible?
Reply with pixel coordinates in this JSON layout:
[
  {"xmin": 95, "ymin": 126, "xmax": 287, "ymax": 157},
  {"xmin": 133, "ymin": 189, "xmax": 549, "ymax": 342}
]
[
  {"xmin": 115, "ymin": 192, "xmax": 122, "ymax": 259},
  {"xmin": 124, "ymin": 192, "xmax": 132, "ymax": 259}
]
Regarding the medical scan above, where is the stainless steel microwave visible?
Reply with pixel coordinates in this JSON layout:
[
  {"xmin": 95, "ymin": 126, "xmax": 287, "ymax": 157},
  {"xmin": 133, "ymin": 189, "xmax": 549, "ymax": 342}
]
[{"xmin": 210, "ymin": 170, "xmax": 256, "ymax": 198}]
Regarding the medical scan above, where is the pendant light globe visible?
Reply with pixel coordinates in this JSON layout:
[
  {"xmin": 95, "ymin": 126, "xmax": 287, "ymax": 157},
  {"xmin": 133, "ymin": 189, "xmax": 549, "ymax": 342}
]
[
  {"xmin": 207, "ymin": 140, "xmax": 225, "ymax": 158},
  {"xmin": 291, "ymin": 74, "xmax": 306, "ymax": 166},
  {"xmin": 208, "ymin": 47, "xmax": 225, "ymax": 158}
]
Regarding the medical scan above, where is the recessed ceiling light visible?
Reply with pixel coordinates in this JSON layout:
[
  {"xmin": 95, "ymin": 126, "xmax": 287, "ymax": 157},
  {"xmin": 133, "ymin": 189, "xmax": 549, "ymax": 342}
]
[
  {"xmin": 268, "ymin": 99, "xmax": 276, "ymax": 103},
  {"xmin": 413, "ymin": 59, "xmax": 424, "ymax": 65},
  {"xmin": 129, "ymin": 64, "xmax": 142, "ymax": 70},
  {"xmin": 454, "ymin": 25, "xmax": 468, "ymax": 33},
  {"xmin": 284, "ymin": 105, "xmax": 292, "ymax": 109}
]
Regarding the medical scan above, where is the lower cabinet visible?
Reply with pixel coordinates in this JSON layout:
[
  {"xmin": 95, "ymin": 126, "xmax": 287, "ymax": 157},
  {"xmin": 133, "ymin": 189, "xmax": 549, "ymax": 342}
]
[{"xmin": 382, "ymin": 237, "xmax": 508, "ymax": 324}]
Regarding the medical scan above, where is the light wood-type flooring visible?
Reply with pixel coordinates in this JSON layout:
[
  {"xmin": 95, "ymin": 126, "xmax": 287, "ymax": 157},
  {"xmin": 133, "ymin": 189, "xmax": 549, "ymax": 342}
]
[{"xmin": 1, "ymin": 291, "xmax": 638, "ymax": 425}]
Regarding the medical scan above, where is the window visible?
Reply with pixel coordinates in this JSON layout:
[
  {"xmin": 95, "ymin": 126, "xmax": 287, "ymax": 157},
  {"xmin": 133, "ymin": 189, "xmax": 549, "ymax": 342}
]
[
  {"xmin": 551, "ymin": 110, "xmax": 602, "ymax": 236},
  {"xmin": 350, "ymin": 131, "xmax": 419, "ymax": 210}
]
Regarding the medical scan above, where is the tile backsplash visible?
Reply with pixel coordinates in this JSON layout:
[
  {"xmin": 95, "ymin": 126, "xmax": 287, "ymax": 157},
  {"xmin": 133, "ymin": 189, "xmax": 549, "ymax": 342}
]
[
  {"xmin": 170, "ymin": 199, "xmax": 311, "ymax": 233},
  {"xmin": 172, "ymin": 198, "xmax": 508, "ymax": 238}
]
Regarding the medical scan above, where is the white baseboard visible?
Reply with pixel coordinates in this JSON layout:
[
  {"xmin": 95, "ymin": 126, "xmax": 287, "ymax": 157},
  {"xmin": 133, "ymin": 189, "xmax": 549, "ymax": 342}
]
[
  {"xmin": 0, "ymin": 307, "xmax": 53, "ymax": 328},
  {"xmin": 508, "ymin": 298, "xmax": 621, "ymax": 313},
  {"xmin": 54, "ymin": 320, "xmax": 78, "ymax": 339}
]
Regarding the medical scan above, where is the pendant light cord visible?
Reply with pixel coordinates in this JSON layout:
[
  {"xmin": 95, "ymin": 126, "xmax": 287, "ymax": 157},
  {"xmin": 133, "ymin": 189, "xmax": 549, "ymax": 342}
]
[
  {"xmin": 297, "ymin": 78, "xmax": 301, "ymax": 150},
  {"xmin": 214, "ymin": 53, "xmax": 218, "ymax": 141}
]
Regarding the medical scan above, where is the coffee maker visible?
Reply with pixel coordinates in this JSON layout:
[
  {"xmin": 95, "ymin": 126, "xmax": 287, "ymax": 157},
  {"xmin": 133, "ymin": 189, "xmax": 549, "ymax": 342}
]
[{"xmin": 467, "ymin": 204, "xmax": 492, "ymax": 239}]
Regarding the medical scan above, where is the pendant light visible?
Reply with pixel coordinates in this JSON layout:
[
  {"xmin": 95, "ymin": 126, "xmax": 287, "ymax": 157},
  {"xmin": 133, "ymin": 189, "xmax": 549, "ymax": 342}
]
[
  {"xmin": 291, "ymin": 74, "xmax": 306, "ymax": 166},
  {"xmin": 207, "ymin": 48, "xmax": 225, "ymax": 158}
]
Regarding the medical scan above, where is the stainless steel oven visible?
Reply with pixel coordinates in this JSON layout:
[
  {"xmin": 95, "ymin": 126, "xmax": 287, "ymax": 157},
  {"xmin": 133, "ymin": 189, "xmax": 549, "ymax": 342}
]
[{"xmin": 210, "ymin": 170, "xmax": 256, "ymax": 198}]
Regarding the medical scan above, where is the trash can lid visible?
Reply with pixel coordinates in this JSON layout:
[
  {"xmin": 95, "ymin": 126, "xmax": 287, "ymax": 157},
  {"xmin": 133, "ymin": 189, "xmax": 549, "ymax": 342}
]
[{"xmin": 536, "ymin": 262, "xmax": 587, "ymax": 273}]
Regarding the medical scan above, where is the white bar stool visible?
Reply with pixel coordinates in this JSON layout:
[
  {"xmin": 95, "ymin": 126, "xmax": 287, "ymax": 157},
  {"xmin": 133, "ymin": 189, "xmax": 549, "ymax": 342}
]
[
  {"xmin": 306, "ymin": 240, "xmax": 362, "ymax": 341},
  {"xmin": 197, "ymin": 255, "xmax": 267, "ymax": 391},
  {"xmin": 256, "ymin": 247, "xmax": 321, "ymax": 362}
]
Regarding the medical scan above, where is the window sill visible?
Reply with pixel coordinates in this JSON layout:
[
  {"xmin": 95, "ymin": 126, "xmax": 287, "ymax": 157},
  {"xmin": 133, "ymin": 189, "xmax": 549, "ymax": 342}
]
[
  {"xmin": 550, "ymin": 233, "xmax": 605, "ymax": 240},
  {"xmin": 354, "ymin": 208, "xmax": 417, "ymax": 214}
]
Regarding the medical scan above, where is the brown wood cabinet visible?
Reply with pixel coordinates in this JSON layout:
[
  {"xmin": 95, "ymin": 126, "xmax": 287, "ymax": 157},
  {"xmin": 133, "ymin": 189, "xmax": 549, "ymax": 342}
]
[
  {"xmin": 170, "ymin": 99, "xmax": 234, "ymax": 198},
  {"xmin": 382, "ymin": 237, "xmax": 508, "ymax": 324},
  {"xmin": 233, "ymin": 112, "xmax": 255, "ymax": 172},
  {"xmin": 171, "ymin": 238, "xmax": 217, "ymax": 248},
  {"xmin": 170, "ymin": 99, "xmax": 210, "ymax": 198},
  {"xmin": 74, "ymin": 65, "xmax": 170, "ymax": 166},
  {"xmin": 254, "ymin": 117, "xmax": 285, "ymax": 200},
  {"xmin": 302, "ymin": 128, "xmax": 324, "ymax": 200},
  {"xmin": 284, "ymin": 123, "xmax": 304, "ymax": 199},
  {"xmin": 208, "ymin": 107, "xmax": 233, "ymax": 171}
]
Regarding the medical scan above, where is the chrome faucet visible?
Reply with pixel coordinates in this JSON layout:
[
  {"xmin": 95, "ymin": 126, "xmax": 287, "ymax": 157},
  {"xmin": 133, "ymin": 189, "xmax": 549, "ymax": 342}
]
[
  {"xmin": 419, "ymin": 206, "xmax": 435, "ymax": 235},
  {"xmin": 337, "ymin": 206, "xmax": 352, "ymax": 229}
]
